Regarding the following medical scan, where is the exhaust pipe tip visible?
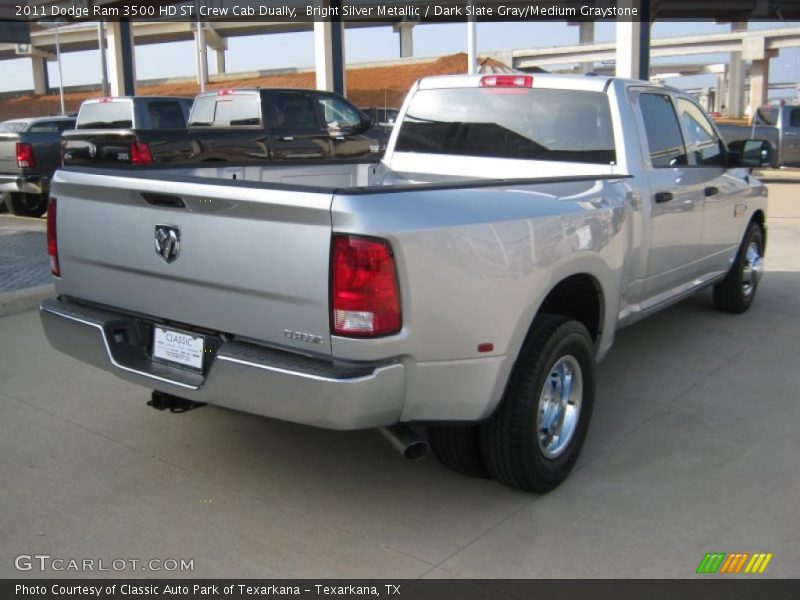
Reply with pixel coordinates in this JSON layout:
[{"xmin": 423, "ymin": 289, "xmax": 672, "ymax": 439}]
[{"xmin": 379, "ymin": 425, "xmax": 430, "ymax": 460}]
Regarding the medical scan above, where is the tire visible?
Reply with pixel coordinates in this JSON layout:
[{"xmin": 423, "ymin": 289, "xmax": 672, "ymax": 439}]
[
  {"xmin": 5, "ymin": 192, "xmax": 47, "ymax": 218},
  {"xmin": 481, "ymin": 314, "xmax": 596, "ymax": 493},
  {"xmin": 428, "ymin": 425, "xmax": 490, "ymax": 479},
  {"xmin": 713, "ymin": 222, "xmax": 764, "ymax": 314}
]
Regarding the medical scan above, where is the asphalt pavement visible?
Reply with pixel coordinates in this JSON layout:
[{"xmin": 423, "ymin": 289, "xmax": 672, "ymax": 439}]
[{"xmin": 0, "ymin": 184, "xmax": 798, "ymax": 579}]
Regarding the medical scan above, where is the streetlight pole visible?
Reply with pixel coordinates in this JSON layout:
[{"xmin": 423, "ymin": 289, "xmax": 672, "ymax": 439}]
[{"xmin": 54, "ymin": 24, "xmax": 65, "ymax": 115}]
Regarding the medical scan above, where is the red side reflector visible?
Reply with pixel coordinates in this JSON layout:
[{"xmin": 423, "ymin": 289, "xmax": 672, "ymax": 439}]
[
  {"xmin": 16, "ymin": 142, "xmax": 36, "ymax": 168},
  {"xmin": 331, "ymin": 235, "xmax": 401, "ymax": 337},
  {"xmin": 480, "ymin": 75, "xmax": 533, "ymax": 88},
  {"xmin": 478, "ymin": 343, "xmax": 494, "ymax": 353},
  {"xmin": 130, "ymin": 141, "xmax": 153, "ymax": 165},
  {"xmin": 47, "ymin": 198, "xmax": 59, "ymax": 277}
]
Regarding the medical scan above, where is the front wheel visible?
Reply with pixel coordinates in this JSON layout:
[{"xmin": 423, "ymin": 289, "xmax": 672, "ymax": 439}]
[
  {"xmin": 713, "ymin": 222, "xmax": 764, "ymax": 314},
  {"xmin": 4, "ymin": 192, "xmax": 48, "ymax": 218},
  {"xmin": 481, "ymin": 314, "xmax": 595, "ymax": 493}
]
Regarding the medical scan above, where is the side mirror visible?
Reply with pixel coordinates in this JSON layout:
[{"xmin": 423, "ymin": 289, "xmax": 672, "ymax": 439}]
[{"xmin": 728, "ymin": 139, "xmax": 773, "ymax": 168}]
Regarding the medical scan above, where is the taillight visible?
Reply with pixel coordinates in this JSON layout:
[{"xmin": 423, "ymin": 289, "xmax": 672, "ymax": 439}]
[
  {"xmin": 47, "ymin": 198, "xmax": 59, "ymax": 277},
  {"xmin": 480, "ymin": 75, "xmax": 533, "ymax": 88},
  {"xmin": 130, "ymin": 141, "xmax": 153, "ymax": 164},
  {"xmin": 331, "ymin": 234, "xmax": 401, "ymax": 337},
  {"xmin": 16, "ymin": 142, "xmax": 36, "ymax": 168}
]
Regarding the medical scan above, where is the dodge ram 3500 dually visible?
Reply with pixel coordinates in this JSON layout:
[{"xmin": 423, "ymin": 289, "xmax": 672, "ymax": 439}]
[{"xmin": 40, "ymin": 74, "xmax": 771, "ymax": 492}]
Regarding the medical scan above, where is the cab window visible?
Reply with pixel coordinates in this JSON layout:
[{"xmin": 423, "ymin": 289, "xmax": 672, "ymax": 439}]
[
  {"xmin": 317, "ymin": 95, "xmax": 362, "ymax": 131},
  {"xmin": 638, "ymin": 93, "xmax": 688, "ymax": 168},
  {"xmin": 676, "ymin": 98, "xmax": 724, "ymax": 166}
]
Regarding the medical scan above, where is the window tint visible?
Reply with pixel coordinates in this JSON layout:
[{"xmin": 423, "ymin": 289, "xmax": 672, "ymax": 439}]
[
  {"xmin": 189, "ymin": 96, "xmax": 215, "ymax": 126},
  {"xmin": 638, "ymin": 93, "xmax": 687, "ymax": 168},
  {"xmin": 790, "ymin": 109, "xmax": 800, "ymax": 128},
  {"xmin": 77, "ymin": 101, "xmax": 133, "ymax": 129},
  {"xmin": 56, "ymin": 120, "xmax": 75, "ymax": 132},
  {"xmin": 677, "ymin": 98, "xmax": 724, "ymax": 166},
  {"xmin": 189, "ymin": 94, "xmax": 260, "ymax": 127},
  {"xmin": 214, "ymin": 94, "xmax": 261, "ymax": 126},
  {"xmin": 395, "ymin": 87, "xmax": 615, "ymax": 164},
  {"xmin": 272, "ymin": 92, "xmax": 322, "ymax": 132},
  {"xmin": 317, "ymin": 95, "xmax": 361, "ymax": 130},
  {"xmin": 28, "ymin": 122, "xmax": 59, "ymax": 133},
  {"xmin": 145, "ymin": 100, "xmax": 186, "ymax": 129}
]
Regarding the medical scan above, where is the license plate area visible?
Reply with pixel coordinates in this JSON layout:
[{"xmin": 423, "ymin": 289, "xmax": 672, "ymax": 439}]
[{"xmin": 152, "ymin": 326, "xmax": 205, "ymax": 371}]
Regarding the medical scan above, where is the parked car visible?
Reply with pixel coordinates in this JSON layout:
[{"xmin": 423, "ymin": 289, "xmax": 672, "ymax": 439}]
[
  {"xmin": 62, "ymin": 89, "xmax": 381, "ymax": 167},
  {"xmin": 60, "ymin": 96, "xmax": 193, "ymax": 166},
  {"xmin": 0, "ymin": 116, "xmax": 75, "ymax": 217},
  {"xmin": 41, "ymin": 74, "xmax": 771, "ymax": 492},
  {"xmin": 360, "ymin": 106, "xmax": 400, "ymax": 151},
  {"xmin": 717, "ymin": 103, "xmax": 800, "ymax": 167}
]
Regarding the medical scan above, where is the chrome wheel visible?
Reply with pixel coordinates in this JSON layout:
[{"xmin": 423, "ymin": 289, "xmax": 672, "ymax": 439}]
[
  {"xmin": 537, "ymin": 355, "xmax": 583, "ymax": 459},
  {"xmin": 741, "ymin": 241, "xmax": 763, "ymax": 298}
]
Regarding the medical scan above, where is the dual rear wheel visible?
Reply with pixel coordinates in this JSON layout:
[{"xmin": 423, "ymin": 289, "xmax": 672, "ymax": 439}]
[
  {"xmin": 430, "ymin": 220, "xmax": 764, "ymax": 492},
  {"xmin": 429, "ymin": 314, "xmax": 596, "ymax": 493}
]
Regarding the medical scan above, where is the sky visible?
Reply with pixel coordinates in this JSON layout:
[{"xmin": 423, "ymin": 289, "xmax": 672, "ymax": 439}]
[{"xmin": 1, "ymin": 19, "xmax": 799, "ymax": 100}]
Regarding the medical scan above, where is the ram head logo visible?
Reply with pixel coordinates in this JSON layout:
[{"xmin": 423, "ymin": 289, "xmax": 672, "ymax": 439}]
[{"xmin": 154, "ymin": 225, "xmax": 180, "ymax": 263}]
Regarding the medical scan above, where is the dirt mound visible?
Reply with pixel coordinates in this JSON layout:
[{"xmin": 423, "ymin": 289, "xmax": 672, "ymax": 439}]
[{"xmin": 0, "ymin": 53, "xmax": 488, "ymax": 121}]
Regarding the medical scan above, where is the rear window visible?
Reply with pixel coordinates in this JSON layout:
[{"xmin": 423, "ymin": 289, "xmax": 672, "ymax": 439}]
[
  {"xmin": 0, "ymin": 122, "xmax": 27, "ymax": 133},
  {"xmin": 143, "ymin": 100, "xmax": 187, "ymax": 129},
  {"xmin": 189, "ymin": 94, "xmax": 261, "ymax": 127},
  {"xmin": 395, "ymin": 87, "xmax": 615, "ymax": 164},
  {"xmin": 77, "ymin": 101, "xmax": 133, "ymax": 129}
]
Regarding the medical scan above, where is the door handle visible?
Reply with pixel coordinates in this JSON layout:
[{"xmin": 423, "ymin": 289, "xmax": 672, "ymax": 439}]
[
  {"xmin": 654, "ymin": 191, "xmax": 673, "ymax": 204},
  {"xmin": 704, "ymin": 186, "xmax": 719, "ymax": 197}
]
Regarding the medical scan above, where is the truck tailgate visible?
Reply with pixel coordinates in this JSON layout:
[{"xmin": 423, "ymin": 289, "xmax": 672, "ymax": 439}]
[
  {"xmin": 62, "ymin": 130, "xmax": 138, "ymax": 165},
  {"xmin": 51, "ymin": 168, "xmax": 334, "ymax": 356},
  {"xmin": 0, "ymin": 134, "xmax": 19, "ymax": 175}
]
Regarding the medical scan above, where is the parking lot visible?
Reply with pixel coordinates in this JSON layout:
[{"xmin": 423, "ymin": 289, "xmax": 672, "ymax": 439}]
[{"xmin": 1, "ymin": 181, "xmax": 798, "ymax": 579}]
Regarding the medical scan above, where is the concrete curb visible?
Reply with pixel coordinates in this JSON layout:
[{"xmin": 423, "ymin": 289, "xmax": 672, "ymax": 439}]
[{"xmin": 0, "ymin": 284, "xmax": 54, "ymax": 318}]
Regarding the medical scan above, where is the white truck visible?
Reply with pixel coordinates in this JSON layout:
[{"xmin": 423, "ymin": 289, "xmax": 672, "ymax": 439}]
[{"xmin": 40, "ymin": 74, "xmax": 771, "ymax": 492}]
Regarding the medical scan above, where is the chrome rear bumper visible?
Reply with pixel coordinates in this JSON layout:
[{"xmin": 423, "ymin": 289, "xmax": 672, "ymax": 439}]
[{"xmin": 39, "ymin": 297, "xmax": 404, "ymax": 430}]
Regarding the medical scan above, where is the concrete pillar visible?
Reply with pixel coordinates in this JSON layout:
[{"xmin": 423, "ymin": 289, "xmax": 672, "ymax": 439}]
[
  {"xmin": 215, "ymin": 49, "xmax": 226, "ymax": 74},
  {"xmin": 31, "ymin": 56, "xmax": 49, "ymax": 95},
  {"xmin": 393, "ymin": 22, "xmax": 414, "ymax": 58},
  {"xmin": 578, "ymin": 21, "xmax": 594, "ymax": 73},
  {"xmin": 106, "ymin": 20, "xmax": 136, "ymax": 96},
  {"xmin": 194, "ymin": 21, "xmax": 208, "ymax": 90},
  {"xmin": 727, "ymin": 22, "xmax": 747, "ymax": 118},
  {"xmin": 314, "ymin": 18, "xmax": 345, "ymax": 95},
  {"xmin": 748, "ymin": 59, "xmax": 769, "ymax": 118},
  {"xmin": 715, "ymin": 70, "xmax": 727, "ymax": 114},
  {"xmin": 615, "ymin": 20, "xmax": 641, "ymax": 79},
  {"xmin": 615, "ymin": 0, "xmax": 649, "ymax": 80}
]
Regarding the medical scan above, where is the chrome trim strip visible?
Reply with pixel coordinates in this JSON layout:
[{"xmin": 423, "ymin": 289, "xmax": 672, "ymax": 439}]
[{"xmin": 215, "ymin": 354, "xmax": 385, "ymax": 384}]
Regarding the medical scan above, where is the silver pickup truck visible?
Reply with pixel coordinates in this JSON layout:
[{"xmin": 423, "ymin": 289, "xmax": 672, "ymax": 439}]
[{"xmin": 40, "ymin": 74, "xmax": 771, "ymax": 492}]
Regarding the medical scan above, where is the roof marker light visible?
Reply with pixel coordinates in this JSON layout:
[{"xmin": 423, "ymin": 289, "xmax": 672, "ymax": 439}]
[{"xmin": 480, "ymin": 75, "xmax": 533, "ymax": 88}]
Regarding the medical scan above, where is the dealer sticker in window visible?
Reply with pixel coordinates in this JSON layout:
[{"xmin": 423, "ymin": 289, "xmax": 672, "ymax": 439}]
[{"xmin": 153, "ymin": 326, "xmax": 204, "ymax": 370}]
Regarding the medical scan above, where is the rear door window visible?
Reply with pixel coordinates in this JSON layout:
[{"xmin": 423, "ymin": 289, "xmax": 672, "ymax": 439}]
[
  {"xmin": 638, "ymin": 93, "xmax": 688, "ymax": 168},
  {"xmin": 271, "ymin": 91, "xmax": 325, "ymax": 133},
  {"xmin": 790, "ymin": 108, "xmax": 800, "ymax": 128},
  {"xmin": 143, "ymin": 100, "xmax": 187, "ymax": 129},
  {"xmin": 28, "ymin": 121, "xmax": 60, "ymax": 133},
  {"xmin": 189, "ymin": 94, "xmax": 261, "ymax": 127}
]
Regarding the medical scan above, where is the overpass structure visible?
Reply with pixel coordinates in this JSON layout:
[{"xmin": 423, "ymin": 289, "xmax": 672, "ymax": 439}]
[{"xmin": 2, "ymin": 1, "xmax": 799, "ymax": 118}]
